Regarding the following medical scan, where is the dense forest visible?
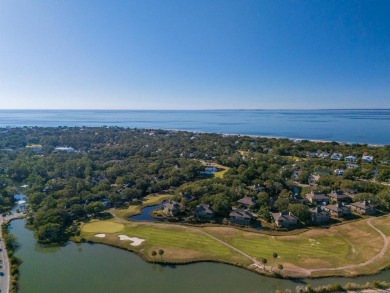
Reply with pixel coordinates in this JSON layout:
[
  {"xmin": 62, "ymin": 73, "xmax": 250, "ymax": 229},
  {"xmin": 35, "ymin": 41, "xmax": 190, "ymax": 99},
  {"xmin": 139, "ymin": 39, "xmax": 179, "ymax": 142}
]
[{"xmin": 1, "ymin": 126, "xmax": 389, "ymax": 243}]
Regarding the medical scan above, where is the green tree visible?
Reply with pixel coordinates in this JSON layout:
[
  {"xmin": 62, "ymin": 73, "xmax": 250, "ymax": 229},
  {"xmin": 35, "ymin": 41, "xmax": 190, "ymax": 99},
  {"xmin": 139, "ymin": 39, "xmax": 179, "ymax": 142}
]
[
  {"xmin": 158, "ymin": 249, "xmax": 165, "ymax": 261},
  {"xmin": 85, "ymin": 202, "xmax": 105, "ymax": 216},
  {"xmin": 274, "ymin": 196, "xmax": 289, "ymax": 212},
  {"xmin": 151, "ymin": 250, "xmax": 157, "ymax": 262},
  {"xmin": 36, "ymin": 223, "xmax": 64, "ymax": 244},
  {"xmin": 271, "ymin": 252, "xmax": 278, "ymax": 271},
  {"xmin": 287, "ymin": 203, "xmax": 309, "ymax": 222},
  {"xmin": 278, "ymin": 264, "xmax": 283, "ymax": 274}
]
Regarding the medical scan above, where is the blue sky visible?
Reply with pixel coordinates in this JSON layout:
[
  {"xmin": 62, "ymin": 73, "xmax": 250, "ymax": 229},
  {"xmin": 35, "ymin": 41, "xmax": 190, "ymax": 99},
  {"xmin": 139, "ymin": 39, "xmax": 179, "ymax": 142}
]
[{"xmin": 0, "ymin": 0, "xmax": 389, "ymax": 109}]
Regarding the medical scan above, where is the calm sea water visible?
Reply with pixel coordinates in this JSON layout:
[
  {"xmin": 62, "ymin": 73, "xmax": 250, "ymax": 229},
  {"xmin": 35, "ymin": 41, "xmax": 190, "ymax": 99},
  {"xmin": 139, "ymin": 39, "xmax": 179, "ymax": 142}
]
[{"xmin": 0, "ymin": 109, "xmax": 389, "ymax": 144}]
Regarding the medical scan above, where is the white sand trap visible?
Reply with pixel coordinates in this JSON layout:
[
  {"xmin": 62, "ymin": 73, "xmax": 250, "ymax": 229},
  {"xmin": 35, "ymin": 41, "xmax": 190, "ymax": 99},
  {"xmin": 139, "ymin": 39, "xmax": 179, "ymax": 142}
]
[
  {"xmin": 95, "ymin": 234, "xmax": 106, "ymax": 238},
  {"xmin": 118, "ymin": 235, "xmax": 145, "ymax": 246}
]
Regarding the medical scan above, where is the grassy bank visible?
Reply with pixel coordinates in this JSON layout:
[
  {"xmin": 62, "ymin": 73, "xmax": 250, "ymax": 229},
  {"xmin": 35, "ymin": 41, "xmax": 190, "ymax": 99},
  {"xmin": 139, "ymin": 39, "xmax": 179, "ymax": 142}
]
[
  {"xmin": 81, "ymin": 220, "xmax": 250, "ymax": 266},
  {"xmin": 1, "ymin": 222, "xmax": 21, "ymax": 293},
  {"xmin": 80, "ymin": 214, "xmax": 390, "ymax": 278}
]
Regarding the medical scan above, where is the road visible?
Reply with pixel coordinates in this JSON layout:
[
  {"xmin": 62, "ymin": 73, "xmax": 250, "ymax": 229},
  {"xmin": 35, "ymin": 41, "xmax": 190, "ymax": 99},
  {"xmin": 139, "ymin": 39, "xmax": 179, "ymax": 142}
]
[{"xmin": 0, "ymin": 212, "xmax": 25, "ymax": 293}]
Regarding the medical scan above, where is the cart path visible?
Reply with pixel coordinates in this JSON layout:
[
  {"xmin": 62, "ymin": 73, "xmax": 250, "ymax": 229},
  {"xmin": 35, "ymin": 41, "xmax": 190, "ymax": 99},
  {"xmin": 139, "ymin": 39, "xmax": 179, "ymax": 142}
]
[
  {"xmin": 305, "ymin": 217, "xmax": 388, "ymax": 275},
  {"xmin": 109, "ymin": 209, "xmax": 389, "ymax": 276}
]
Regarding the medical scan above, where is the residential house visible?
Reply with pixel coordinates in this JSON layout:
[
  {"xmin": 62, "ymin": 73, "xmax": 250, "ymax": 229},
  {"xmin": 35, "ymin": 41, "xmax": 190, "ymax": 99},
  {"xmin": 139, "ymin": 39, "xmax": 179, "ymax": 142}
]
[
  {"xmin": 346, "ymin": 163, "xmax": 359, "ymax": 169},
  {"xmin": 318, "ymin": 151, "xmax": 330, "ymax": 159},
  {"xmin": 163, "ymin": 200, "xmax": 181, "ymax": 216},
  {"xmin": 308, "ymin": 174, "xmax": 320, "ymax": 185},
  {"xmin": 181, "ymin": 193, "xmax": 196, "ymax": 202},
  {"xmin": 201, "ymin": 166, "xmax": 218, "ymax": 175},
  {"xmin": 328, "ymin": 190, "xmax": 351, "ymax": 202},
  {"xmin": 271, "ymin": 211, "xmax": 298, "ymax": 228},
  {"xmin": 349, "ymin": 200, "xmax": 376, "ymax": 215},
  {"xmin": 331, "ymin": 153, "xmax": 343, "ymax": 160},
  {"xmin": 334, "ymin": 169, "xmax": 345, "ymax": 176},
  {"xmin": 54, "ymin": 146, "xmax": 75, "ymax": 153},
  {"xmin": 229, "ymin": 208, "xmax": 253, "ymax": 225},
  {"xmin": 237, "ymin": 196, "xmax": 256, "ymax": 209},
  {"xmin": 323, "ymin": 202, "xmax": 351, "ymax": 218},
  {"xmin": 307, "ymin": 151, "xmax": 319, "ymax": 158},
  {"xmin": 310, "ymin": 206, "xmax": 330, "ymax": 224},
  {"xmin": 306, "ymin": 191, "xmax": 329, "ymax": 205},
  {"xmin": 345, "ymin": 156, "xmax": 357, "ymax": 162},
  {"xmin": 194, "ymin": 204, "xmax": 215, "ymax": 220},
  {"xmin": 25, "ymin": 144, "xmax": 43, "ymax": 154},
  {"xmin": 362, "ymin": 154, "xmax": 374, "ymax": 163}
]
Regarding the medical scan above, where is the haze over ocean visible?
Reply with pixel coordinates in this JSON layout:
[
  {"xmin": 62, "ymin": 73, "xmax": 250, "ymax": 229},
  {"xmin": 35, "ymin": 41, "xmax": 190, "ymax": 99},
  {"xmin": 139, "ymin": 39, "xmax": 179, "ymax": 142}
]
[{"xmin": 0, "ymin": 109, "xmax": 389, "ymax": 145}]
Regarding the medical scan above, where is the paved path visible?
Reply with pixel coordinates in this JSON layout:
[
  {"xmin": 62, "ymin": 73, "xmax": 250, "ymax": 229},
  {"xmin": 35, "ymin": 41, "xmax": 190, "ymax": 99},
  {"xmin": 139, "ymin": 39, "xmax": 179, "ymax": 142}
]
[
  {"xmin": 199, "ymin": 230, "xmax": 263, "ymax": 268},
  {"xmin": 280, "ymin": 216, "xmax": 389, "ymax": 276},
  {"xmin": 0, "ymin": 213, "xmax": 25, "ymax": 293},
  {"xmin": 110, "ymin": 210, "xmax": 389, "ymax": 277},
  {"xmin": 305, "ymin": 217, "xmax": 389, "ymax": 275},
  {"xmin": 110, "ymin": 209, "xmax": 265, "ymax": 268},
  {"xmin": 196, "ymin": 217, "xmax": 389, "ymax": 276}
]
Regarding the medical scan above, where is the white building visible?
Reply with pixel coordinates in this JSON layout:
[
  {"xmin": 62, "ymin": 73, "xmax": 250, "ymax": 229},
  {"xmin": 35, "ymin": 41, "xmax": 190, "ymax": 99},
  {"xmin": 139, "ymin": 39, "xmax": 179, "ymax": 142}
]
[{"xmin": 54, "ymin": 147, "xmax": 75, "ymax": 153}]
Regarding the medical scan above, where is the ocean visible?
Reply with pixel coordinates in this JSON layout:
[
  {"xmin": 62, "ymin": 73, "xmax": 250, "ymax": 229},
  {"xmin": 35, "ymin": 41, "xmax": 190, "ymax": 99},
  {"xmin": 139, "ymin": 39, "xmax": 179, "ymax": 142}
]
[{"xmin": 0, "ymin": 109, "xmax": 389, "ymax": 145}]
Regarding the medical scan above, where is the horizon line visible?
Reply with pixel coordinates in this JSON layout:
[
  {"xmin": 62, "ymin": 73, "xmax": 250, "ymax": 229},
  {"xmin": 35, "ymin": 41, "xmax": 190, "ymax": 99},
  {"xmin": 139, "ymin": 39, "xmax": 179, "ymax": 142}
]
[{"xmin": 0, "ymin": 108, "xmax": 389, "ymax": 111}]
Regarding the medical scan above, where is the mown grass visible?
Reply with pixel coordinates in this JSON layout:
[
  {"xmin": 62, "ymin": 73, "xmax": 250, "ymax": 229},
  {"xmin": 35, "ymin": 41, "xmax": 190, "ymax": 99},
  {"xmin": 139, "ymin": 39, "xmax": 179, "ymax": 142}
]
[
  {"xmin": 214, "ymin": 168, "xmax": 229, "ymax": 178},
  {"xmin": 204, "ymin": 227, "xmax": 351, "ymax": 269},
  {"xmin": 81, "ymin": 215, "xmax": 390, "ymax": 277},
  {"xmin": 82, "ymin": 221, "xmax": 124, "ymax": 233},
  {"xmin": 81, "ymin": 221, "xmax": 248, "ymax": 264},
  {"xmin": 205, "ymin": 217, "xmax": 384, "ymax": 271},
  {"xmin": 113, "ymin": 193, "xmax": 172, "ymax": 219}
]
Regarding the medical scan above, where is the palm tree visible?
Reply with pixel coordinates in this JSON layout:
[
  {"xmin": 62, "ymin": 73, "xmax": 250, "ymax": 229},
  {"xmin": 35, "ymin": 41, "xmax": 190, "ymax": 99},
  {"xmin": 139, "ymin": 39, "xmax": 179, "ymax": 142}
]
[
  {"xmin": 271, "ymin": 252, "xmax": 278, "ymax": 271},
  {"xmin": 158, "ymin": 249, "xmax": 164, "ymax": 261},
  {"xmin": 151, "ymin": 250, "xmax": 157, "ymax": 262},
  {"xmin": 278, "ymin": 264, "xmax": 283, "ymax": 274},
  {"xmin": 261, "ymin": 258, "xmax": 267, "ymax": 270}
]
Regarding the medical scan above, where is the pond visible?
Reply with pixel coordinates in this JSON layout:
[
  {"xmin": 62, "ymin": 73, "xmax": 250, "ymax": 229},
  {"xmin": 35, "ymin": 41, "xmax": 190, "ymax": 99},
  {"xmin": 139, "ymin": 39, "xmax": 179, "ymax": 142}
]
[
  {"xmin": 130, "ymin": 202, "xmax": 165, "ymax": 221},
  {"xmin": 9, "ymin": 219, "xmax": 390, "ymax": 293}
]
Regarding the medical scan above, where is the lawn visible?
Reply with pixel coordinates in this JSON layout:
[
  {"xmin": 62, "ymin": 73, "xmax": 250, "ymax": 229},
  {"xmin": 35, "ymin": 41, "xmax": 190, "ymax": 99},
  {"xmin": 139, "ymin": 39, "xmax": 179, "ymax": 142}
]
[
  {"xmin": 204, "ymin": 218, "xmax": 384, "ymax": 272},
  {"xmin": 214, "ymin": 167, "xmax": 229, "ymax": 178},
  {"xmin": 81, "ymin": 221, "xmax": 248, "ymax": 264},
  {"xmin": 82, "ymin": 221, "xmax": 124, "ymax": 233},
  {"xmin": 81, "ymin": 215, "xmax": 390, "ymax": 277}
]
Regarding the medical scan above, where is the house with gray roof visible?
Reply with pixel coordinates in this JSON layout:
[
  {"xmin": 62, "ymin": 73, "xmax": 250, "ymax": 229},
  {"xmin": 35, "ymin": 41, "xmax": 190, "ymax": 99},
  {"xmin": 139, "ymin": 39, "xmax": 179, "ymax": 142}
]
[
  {"xmin": 237, "ymin": 196, "xmax": 256, "ymax": 209},
  {"xmin": 345, "ymin": 155, "xmax": 357, "ymax": 162},
  {"xmin": 328, "ymin": 190, "xmax": 351, "ymax": 202},
  {"xmin": 346, "ymin": 163, "xmax": 359, "ymax": 169},
  {"xmin": 271, "ymin": 211, "xmax": 298, "ymax": 228},
  {"xmin": 323, "ymin": 202, "xmax": 350, "ymax": 218},
  {"xmin": 310, "ymin": 206, "xmax": 330, "ymax": 224},
  {"xmin": 229, "ymin": 208, "xmax": 253, "ymax": 225},
  {"xmin": 331, "ymin": 153, "xmax": 343, "ymax": 160},
  {"xmin": 349, "ymin": 200, "xmax": 376, "ymax": 215},
  {"xmin": 163, "ymin": 200, "xmax": 181, "ymax": 216},
  {"xmin": 194, "ymin": 204, "xmax": 215, "ymax": 220},
  {"xmin": 362, "ymin": 154, "xmax": 374, "ymax": 163},
  {"xmin": 306, "ymin": 191, "xmax": 329, "ymax": 205}
]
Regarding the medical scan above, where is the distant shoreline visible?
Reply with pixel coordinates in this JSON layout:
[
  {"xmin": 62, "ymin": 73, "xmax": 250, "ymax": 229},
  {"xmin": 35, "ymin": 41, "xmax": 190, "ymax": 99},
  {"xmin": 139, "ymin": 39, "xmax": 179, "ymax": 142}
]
[
  {"xmin": 0, "ymin": 125, "xmax": 387, "ymax": 147},
  {"xmin": 0, "ymin": 108, "xmax": 389, "ymax": 145}
]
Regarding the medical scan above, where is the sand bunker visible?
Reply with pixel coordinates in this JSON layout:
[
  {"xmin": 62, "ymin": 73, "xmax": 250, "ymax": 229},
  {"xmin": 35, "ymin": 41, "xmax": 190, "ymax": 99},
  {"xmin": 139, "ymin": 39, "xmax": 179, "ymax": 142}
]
[
  {"xmin": 118, "ymin": 235, "xmax": 145, "ymax": 246},
  {"xmin": 95, "ymin": 234, "xmax": 106, "ymax": 238}
]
